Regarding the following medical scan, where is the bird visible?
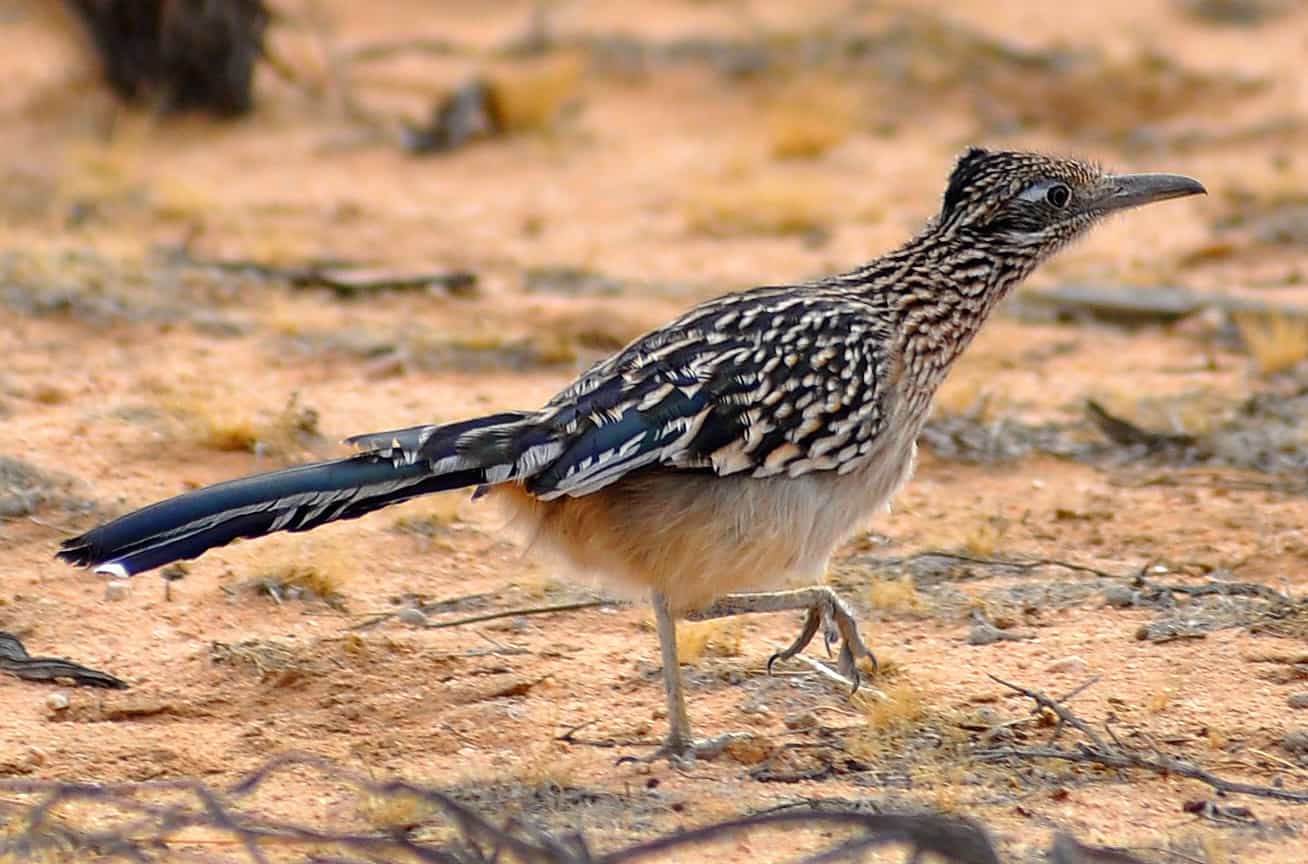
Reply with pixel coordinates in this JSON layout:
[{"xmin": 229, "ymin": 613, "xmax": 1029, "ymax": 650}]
[{"xmin": 57, "ymin": 148, "xmax": 1205, "ymax": 760}]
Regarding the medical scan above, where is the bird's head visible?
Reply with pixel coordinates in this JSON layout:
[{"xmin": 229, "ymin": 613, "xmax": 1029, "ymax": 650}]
[{"xmin": 935, "ymin": 148, "xmax": 1205, "ymax": 260}]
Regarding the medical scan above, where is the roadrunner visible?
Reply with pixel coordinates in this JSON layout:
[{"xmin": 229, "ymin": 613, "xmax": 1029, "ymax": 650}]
[{"xmin": 59, "ymin": 149, "xmax": 1204, "ymax": 758}]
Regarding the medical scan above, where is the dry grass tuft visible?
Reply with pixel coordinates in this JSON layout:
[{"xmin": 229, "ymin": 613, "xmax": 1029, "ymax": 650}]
[
  {"xmin": 1146, "ymin": 681, "xmax": 1179, "ymax": 714},
  {"xmin": 962, "ymin": 516, "xmax": 1008, "ymax": 558},
  {"xmin": 868, "ymin": 653, "xmax": 901, "ymax": 680},
  {"xmin": 247, "ymin": 539, "xmax": 355, "ymax": 610},
  {"xmin": 359, "ymin": 790, "xmax": 433, "ymax": 832},
  {"xmin": 765, "ymin": 76, "xmax": 861, "ymax": 160},
  {"xmin": 675, "ymin": 619, "xmax": 744, "ymax": 664},
  {"xmin": 488, "ymin": 53, "xmax": 584, "ymax": 134},
  {"xmin": 150, "ymin": 177, "xmax": 216, "ymax": 222},
  {"xmin": 516, "ymin": 567, "xmax": 573, "ymax": 601},
  {"xmin": 685, "ymin": 172, "xmax": 833, "ymax": 238},
  {"xmin": 1234, "ymin": 309, "xmax": 1308, "ymax": 375},
  {"xmin": 210, "ymin": 639, "xmax": 297, "ymax": 676},
  {"xmin": 853, "ymin": 681, "xmax": 925, "ymax": 732},
  {"xmin": 867, "ymin": 577, "xmax": 923, "ymax": 614},
  {"xmin": 250, "ymin": 562, "xmax": 347, "ymax": 609},
  {"xmin": 1200, "ymin": 834, "xmax": 1231, "ymax": 864},
  {"xmin": 157, "ymin": 389, "xmax": 321, "ymax": 458}
]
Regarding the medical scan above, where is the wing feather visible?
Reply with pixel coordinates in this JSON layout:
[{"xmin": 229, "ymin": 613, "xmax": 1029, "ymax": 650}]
[{"xmin": 505, "ymin": 287, "xmax": 895, "ymax": 499}]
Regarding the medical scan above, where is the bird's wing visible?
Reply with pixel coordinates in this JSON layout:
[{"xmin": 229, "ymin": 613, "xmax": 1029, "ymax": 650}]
[{"xmin": 467, "ymin": 287, "xmax": 898, "ymax": 499}]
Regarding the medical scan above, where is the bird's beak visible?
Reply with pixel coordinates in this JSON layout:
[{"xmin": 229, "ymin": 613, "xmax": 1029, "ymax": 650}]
[{"xmin": 1093, "ymin": 172, "xmax": 1207, "ymax": 213}]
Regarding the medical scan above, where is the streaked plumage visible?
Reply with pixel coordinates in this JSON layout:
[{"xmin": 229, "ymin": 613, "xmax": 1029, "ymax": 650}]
[{"xmin": 58, "ymin": 149, "xmax": 1205, "ymax": 757}]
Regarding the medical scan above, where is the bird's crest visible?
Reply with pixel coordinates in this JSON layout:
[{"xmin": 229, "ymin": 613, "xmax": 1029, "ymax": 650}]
[{"xmin": 941, "ymin": 146, "xmax": 993, "ymax": 217}]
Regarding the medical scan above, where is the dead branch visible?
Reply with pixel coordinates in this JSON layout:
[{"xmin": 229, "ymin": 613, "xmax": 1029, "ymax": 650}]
[
  {"xmin": 1086, "ymin": 400, "xmax": 1199, "ymax": 451},
  {"xmin": 421, "ymin": 599, "xmax": 613, "ymax": 630},
  {"xmin": 888, "ymin": 551, "xmax": 1122, "ymax": 580},
  {"xmin": 170, "ymin": 250, "xmax": 478, "ymax": 299},
  {"xmin": 988, "ymin": 673, "xmax": 1105, "ymax": 749},
  {"xmin": 1133, "ymin": 574, "xmax": 1288, "ymax": 603},
  {"xmin": 982, "ymin": 676, "xmax": 1308, "ymax": 805},
  {"xmin": 0, "ymin": 631, "xmax": 127, "ymax": 689},
  {"xmin": 0, "ymin": 752, "xmax": 1167, "ymax": 864}
]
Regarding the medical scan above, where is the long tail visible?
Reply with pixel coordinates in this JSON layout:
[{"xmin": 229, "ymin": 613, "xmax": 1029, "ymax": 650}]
[{"xmin": 57, "ymin": 412, "xmax": 529, "ymax": 577}]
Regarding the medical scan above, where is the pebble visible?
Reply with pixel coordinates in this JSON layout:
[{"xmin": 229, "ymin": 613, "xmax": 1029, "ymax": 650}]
[
  {"xmin": 718, "ymin": 669, "xmax": 746, "ymax": 685},
  {"xmin": 1047, "ymin": 655, "xmax": 1089, "ymax": 676},
  {"xmin": 1103, "ymin": 585, "xmax": 1136, "ymax": 608},
  {"xmin": 783, "ymin": 710, "xmax": 818, "ymax": 730},
  {"xmin": 46, "ymin": 692, "xmax": 69, "ymax": 711},
  {"xmin": 104, "ymin": 580, "xmax": 130, "ymax": 602},
  {"xmin": 1289, "ymin": 693, "xmax": 1308, "ymax": 710},
  {"xmin": 396, "ymin": 607, "xmax": 429, "ymax": 627},
  {"xmin": 720, "ymin": 732, "xmax": 773, "ymax": 766},
  {"xmin": 967, "ymin": 623, "xmax": 1030, "ymax": 645},
  {"xmin": 967, "ymin": 623, "xmax": 1004, "ymax": 645},
  {"xmin": 1283, "ymin": 730, "xmax": 1308, "ymax": 754}
]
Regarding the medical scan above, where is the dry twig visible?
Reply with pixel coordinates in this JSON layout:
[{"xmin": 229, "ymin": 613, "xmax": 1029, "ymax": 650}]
[
  {"xmin": 982, "ymin": 676, "xmax": 1308, "ymax": 804},
  {"xmin": 0, "ymin": 753, "xmax": 1173, "ymax": 863},
  {"xmin": 0, "ymin": 631, "xmax": 127, "ymax": 689}
]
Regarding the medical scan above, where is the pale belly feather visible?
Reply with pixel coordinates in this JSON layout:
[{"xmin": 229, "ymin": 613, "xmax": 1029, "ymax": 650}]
[{"xmin": 490, "ymin": 432, "xmax": 920, "ymax": 615}]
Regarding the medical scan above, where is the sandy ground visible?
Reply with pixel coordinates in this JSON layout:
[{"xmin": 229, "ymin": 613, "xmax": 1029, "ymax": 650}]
[{"xmin": 3, "ymin": 1, "xmax": 1308, "ymax": 861}]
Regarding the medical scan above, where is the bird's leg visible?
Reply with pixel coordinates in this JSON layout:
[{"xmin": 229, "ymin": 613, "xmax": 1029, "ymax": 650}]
[
  {"xmin": 689, "ymin": 586, "xmax": 878, "ymax": 688},
  {"xmin": 639, "ymin": 591, "xmax": 752, "ymax": 764},
  {"xmin": 651, "ymin": 590, "xmax": 694, "ymax": 754}
]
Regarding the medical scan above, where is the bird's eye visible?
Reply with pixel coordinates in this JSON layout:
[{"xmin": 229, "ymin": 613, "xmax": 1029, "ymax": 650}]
[{"xmin": 1045, "ymin": 183, "xmax": 1072, "ymax": 208}]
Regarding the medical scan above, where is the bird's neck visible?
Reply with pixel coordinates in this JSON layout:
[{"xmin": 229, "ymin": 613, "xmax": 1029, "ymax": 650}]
[{"xmin": 853, "ymin": 228, "xmax": 1040, "ymax": 411}]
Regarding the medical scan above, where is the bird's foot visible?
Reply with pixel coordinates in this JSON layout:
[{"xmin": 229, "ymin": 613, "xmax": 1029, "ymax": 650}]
[
  {"xmin": 767, "ymin": 587, "xmax": 879, "ymax": 690},
  {"xmin": 620, "ymin": 732, "xmax": 755, "ymax": 767}
]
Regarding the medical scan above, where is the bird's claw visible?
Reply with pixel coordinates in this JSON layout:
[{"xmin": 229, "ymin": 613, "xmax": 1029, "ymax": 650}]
[
  {"xmin": 766, "ymin": 589, "xmax": 878, "ymax": 691},
  {"xmin": 618, "ymin": 732, "xmax": 753, "ymax": 767}
]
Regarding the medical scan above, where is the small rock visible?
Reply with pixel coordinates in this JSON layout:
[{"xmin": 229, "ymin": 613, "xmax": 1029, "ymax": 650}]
[
  {"xmin": 718, "ymin": 668, "xmax": 746, "ymax": 685},
  {"xmin": 721, "ymin": 732, "xmax": 773, "ymax": 766},
  {"xmin": 396, "ymin": 607, "xmax": 429, "ymax": 627},
  {"xmin": 783, "ymin": 710, "xmax": 818, "ymax": 730},
  {"xmin": 362, "ymin": 351, "xmax": 410, "ymax": 378},
  {"xmin": 1103, "ymin": 585, "xmax": 1136, "ymax": 608},
  {"xmin": 967, "ymin": 622, "xmax": 1031, "ymax": 645},
  {"xmin": 967, "ymin": 623, "xmax": 1004, "ymax": 645},
  {"xmin": 45, "ymin": 692, "xmax": 69, "ymax": 711},
  {"xmin": 104, "ymin": 580, "xmax": 130, "ymax": 602},
  {"xmin": 1289, "ymin": 693, "xmax": 1308, "ymax": 710},
  {"xmin": 1047, "ymin": 655, "xmax": 1089, "ymax": 676},
  {"xmin": 1283, "ymin": 730, "xmax": 1308, "ymax": 754}
]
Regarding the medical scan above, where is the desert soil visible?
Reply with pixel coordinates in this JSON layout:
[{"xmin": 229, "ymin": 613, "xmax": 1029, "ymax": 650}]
[{"xmin": 3, "ymin": 1, "xmax": 1308, "ymax": 862}]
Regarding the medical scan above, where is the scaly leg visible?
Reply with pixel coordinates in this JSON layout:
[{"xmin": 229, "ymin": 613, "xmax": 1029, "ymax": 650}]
[
  {"xmin": 652, "ymin": 590, "xmax": 693, "ymax": 753},
  {"xmin": 689, "ymin": 586, "xmax": 878, "ymax": 689},
  {"xmin": 641, "ymin": 591, "xmax": 751, "ymax": 763}
]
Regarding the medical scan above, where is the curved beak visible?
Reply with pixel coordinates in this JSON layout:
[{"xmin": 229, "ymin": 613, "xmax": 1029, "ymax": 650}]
[{"xmin": 1094, "ymin": 172, "xmax": 1207, "ymax": 214}]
